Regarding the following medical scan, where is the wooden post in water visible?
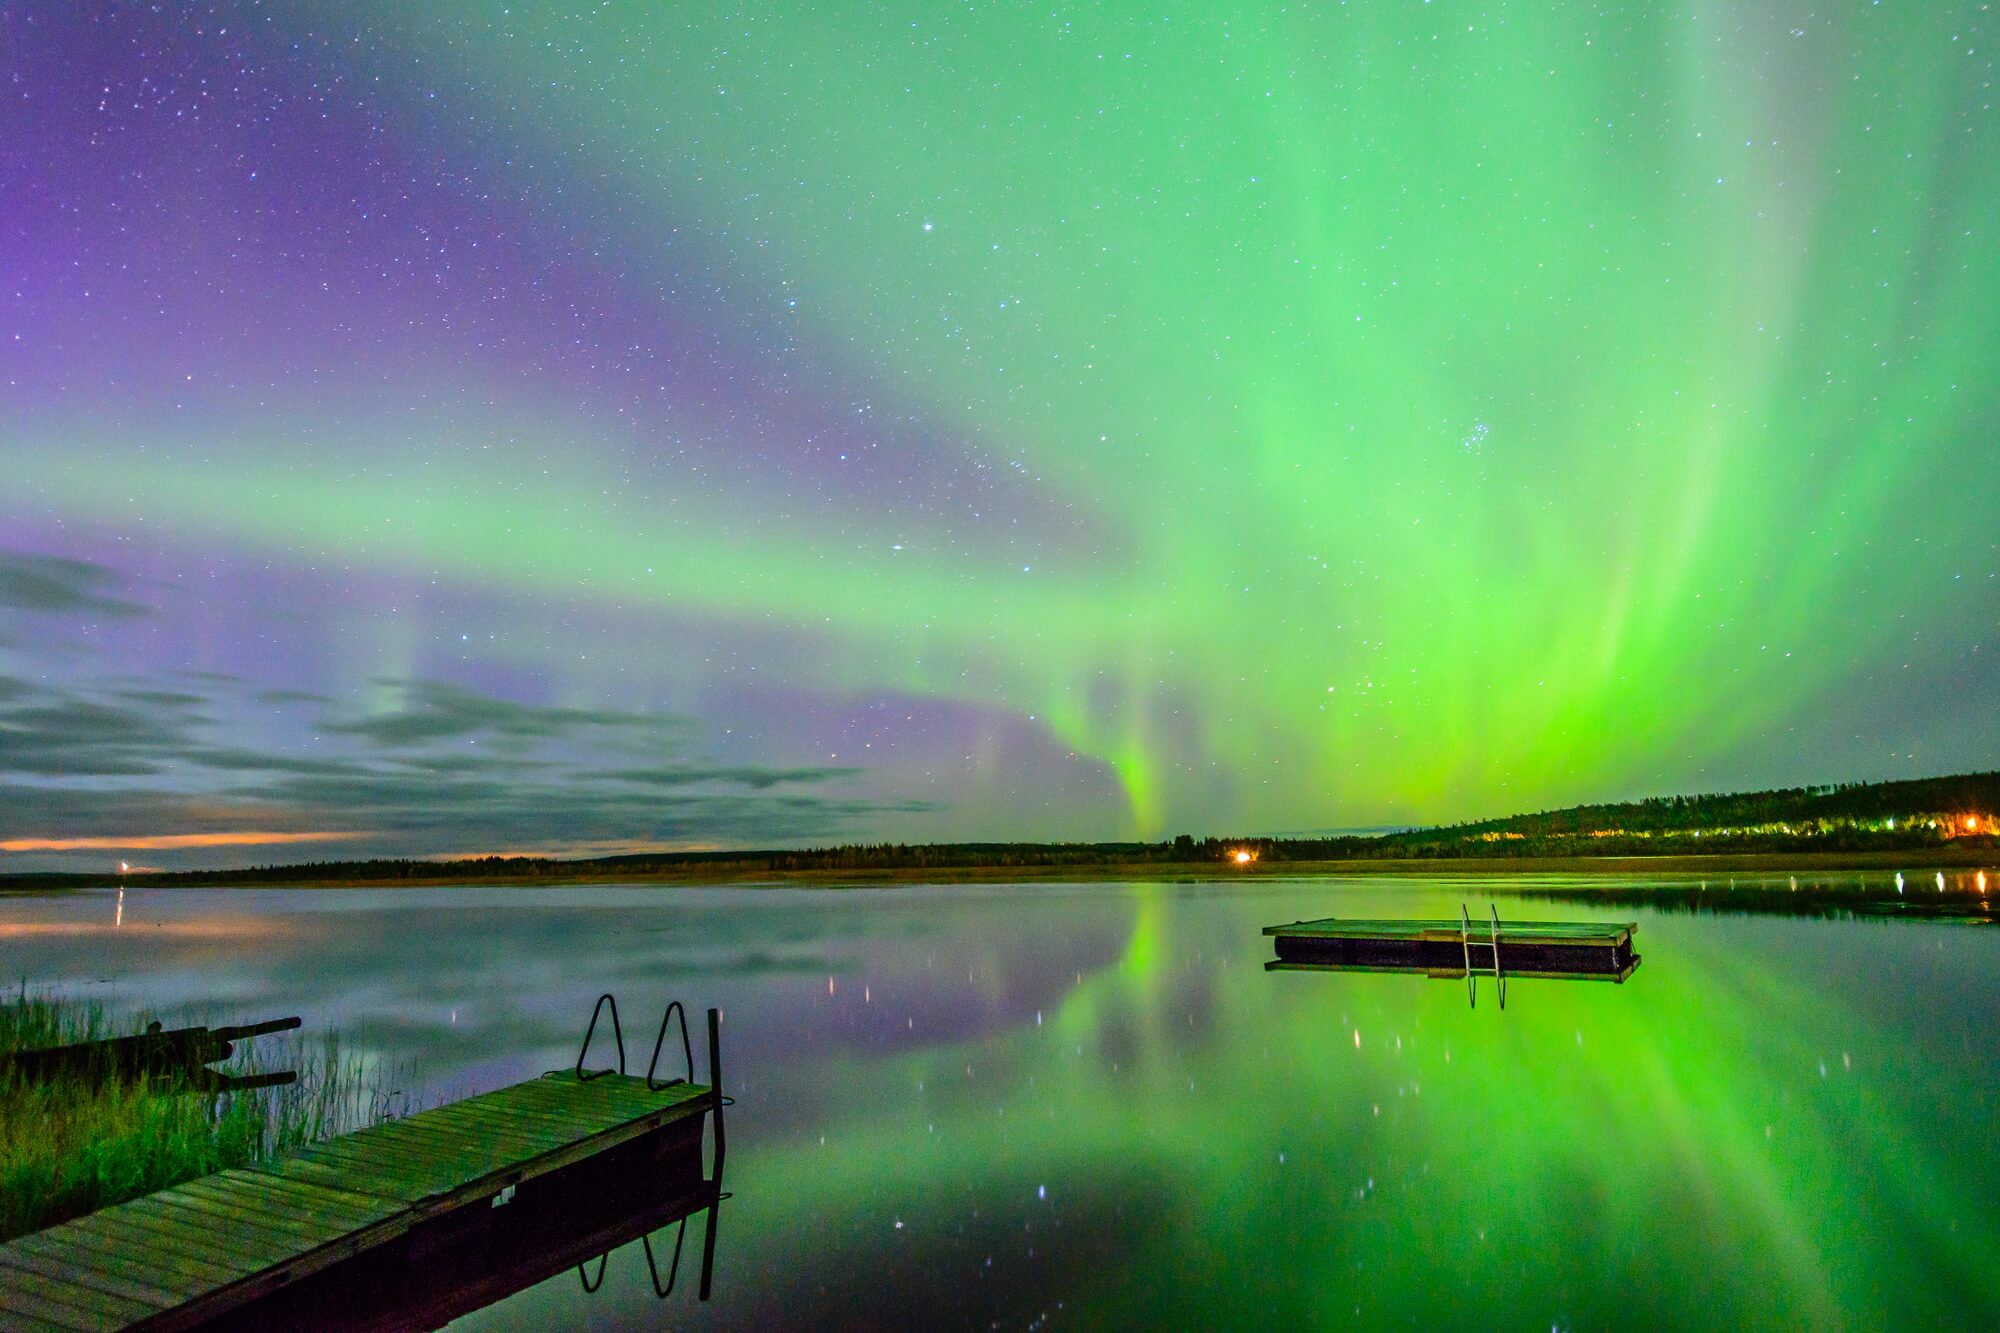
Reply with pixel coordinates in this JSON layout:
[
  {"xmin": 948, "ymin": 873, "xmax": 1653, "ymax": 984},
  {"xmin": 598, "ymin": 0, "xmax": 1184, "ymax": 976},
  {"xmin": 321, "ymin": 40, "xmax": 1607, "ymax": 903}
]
[{"xmin": 701, "ymin": 1005, "xmax": 725, "ymax": 1301}]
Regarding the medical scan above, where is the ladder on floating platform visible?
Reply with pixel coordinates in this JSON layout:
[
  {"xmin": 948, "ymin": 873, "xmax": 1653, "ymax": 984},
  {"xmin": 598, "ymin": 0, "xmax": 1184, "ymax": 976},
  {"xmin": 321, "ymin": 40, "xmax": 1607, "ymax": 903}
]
[{"xmin": 1460, "ymin": 903, "xmax": 1506, "ymax": 1009}]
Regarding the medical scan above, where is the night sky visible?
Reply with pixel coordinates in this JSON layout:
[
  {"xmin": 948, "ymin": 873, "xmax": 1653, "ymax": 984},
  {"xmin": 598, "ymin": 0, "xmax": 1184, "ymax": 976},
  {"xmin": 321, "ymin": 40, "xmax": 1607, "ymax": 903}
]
[{"xmin": 3, "ymin": 3, "xmax": 1996, "ymax": 870}]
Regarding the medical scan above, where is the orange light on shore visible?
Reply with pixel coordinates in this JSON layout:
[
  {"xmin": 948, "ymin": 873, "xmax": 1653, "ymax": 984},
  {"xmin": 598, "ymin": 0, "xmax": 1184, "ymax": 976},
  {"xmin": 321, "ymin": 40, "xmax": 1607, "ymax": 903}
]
[
  {"xmin": 1232, "ymin": 849, "xmax": 1255, "ymax": 865},
  {"xmin": 1964, "ymin": 815, "xmax": 1980, "ymax": 832}
]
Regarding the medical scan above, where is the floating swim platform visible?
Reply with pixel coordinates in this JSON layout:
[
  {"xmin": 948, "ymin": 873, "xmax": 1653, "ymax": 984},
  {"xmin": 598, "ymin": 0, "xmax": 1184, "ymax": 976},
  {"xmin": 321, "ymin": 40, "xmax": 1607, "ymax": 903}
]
[{"xmin": 1264, "ymin": 909, "xmax": 1639, "ymax": 982}]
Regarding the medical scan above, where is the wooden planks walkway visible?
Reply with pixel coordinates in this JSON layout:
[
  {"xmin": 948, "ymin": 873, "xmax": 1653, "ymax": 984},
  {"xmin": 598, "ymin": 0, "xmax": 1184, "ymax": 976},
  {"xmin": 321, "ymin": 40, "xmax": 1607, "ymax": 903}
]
[{"xmin": 0, "ymin": 1071, "xmax": 713, "ymax": 1333}]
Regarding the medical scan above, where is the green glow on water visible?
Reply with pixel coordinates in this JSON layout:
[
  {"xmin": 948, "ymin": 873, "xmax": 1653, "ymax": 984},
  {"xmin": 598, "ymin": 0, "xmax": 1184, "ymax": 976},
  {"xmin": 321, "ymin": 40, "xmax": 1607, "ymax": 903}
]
[
  {"xmin": 2, "ymin": 879, "xmax": 1994, "ymax": 1326},
  {"xmin": 721, "ymin": 891, "xmax": 1999, "ymax": 1327}
]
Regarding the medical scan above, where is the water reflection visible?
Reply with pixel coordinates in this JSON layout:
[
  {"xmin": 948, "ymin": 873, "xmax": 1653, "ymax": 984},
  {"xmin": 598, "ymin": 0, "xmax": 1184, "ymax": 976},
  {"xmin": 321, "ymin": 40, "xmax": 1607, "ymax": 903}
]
[
  {"xmin": 1519, "ymin": 870, "xmax": 2000, "ymax": 922},
  {"xmin": 1266, "ymin": 957, "xmax": 1645, "ymax": 1011},
  {"xmin": 3, "ymin": 878, "xmax": 1997, "ymax": 1328}
]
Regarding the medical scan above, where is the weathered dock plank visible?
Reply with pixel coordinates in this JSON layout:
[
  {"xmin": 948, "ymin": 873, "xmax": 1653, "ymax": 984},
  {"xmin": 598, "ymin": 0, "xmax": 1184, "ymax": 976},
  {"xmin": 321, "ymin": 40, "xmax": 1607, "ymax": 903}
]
[
  {"xmin": 0, "ymin": 1281, "xmax": 106, "ymax": 1333},
  {"xmin": 0, "ymin": 1259, "xmax": 161, "ymax": 1328},
  {"xmin": 0, "ymin": 1071, "xmax": 715, "ymax": 1332},
  {"xmin": 0, "ymin": 1241, "xmax": 185, "ymax": 1312},
  {"xmin": 184, "ymin": 1172, "xmax": 397, "ymax": 1231},
  {"xmin": 49, "ymin": 1212, "xmax": 260, "ymax": 1285},
  {"xmin": 0, "ymin": 1264, "xmax": 147, "ymax": 1332},
  {"xmin": 0, "ymin": 1247, "xmax": 178, "ymax": 1315}
]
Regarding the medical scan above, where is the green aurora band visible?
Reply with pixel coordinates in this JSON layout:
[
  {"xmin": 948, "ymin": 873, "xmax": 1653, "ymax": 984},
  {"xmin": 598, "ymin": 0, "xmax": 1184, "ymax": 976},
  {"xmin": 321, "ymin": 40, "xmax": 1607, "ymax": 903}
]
[{"xmin": 10, "ymin": 3, "xmax": 1997, "ymax": 839}]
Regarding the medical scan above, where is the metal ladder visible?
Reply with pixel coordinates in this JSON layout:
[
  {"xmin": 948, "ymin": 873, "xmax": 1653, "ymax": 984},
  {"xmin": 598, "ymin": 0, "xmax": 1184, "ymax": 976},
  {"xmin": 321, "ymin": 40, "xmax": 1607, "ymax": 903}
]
[
  {"xmin": 571, "ymin": 994, "xmax": 731, "ymax": 1302},
  {"xmin": 1459, "ymin": 903, "xmax": 1506, "ymax": 1010}
]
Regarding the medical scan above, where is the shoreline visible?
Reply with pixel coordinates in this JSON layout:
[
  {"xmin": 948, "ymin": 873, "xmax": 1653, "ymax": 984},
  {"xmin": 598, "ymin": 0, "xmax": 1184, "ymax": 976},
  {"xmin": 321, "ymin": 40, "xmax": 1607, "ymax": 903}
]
[{"xmin": 6, "ymin": 845, "xmax": 1994, "ymax": 893}]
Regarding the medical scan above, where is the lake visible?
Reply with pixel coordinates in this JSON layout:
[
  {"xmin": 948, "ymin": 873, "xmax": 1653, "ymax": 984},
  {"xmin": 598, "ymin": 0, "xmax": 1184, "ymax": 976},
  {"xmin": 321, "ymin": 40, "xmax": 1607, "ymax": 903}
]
[{"xmin": 4, "ymin": 874, "xmax": 1997, "ymax": 1329}]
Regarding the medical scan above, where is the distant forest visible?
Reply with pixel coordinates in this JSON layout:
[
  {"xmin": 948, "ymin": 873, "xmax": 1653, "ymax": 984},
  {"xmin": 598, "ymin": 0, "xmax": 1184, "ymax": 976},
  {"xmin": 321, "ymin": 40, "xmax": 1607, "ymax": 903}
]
[
  {"xmin": 1377, "ymin": 768, "xmax": 2000, "ymax": 855},
  {"xmin": 20, "ymin": 768, "xmax": 1992, "ymax": 888}
]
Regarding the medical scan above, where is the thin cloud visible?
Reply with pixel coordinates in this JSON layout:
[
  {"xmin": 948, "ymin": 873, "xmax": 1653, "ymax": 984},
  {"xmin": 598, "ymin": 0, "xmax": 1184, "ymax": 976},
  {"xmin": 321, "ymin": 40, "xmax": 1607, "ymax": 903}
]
[
  {"xmin": 324, "ymin": 679, "xmax": 680, "ymax": 746},
  {"xmin": 601, "ymin": 764, "xmax": 862, "ymax": 789},
  {"xmin": 0, "ymin": 551, "xmax": 148, "ymax": 617},
  {"xmin": 0, "ymin": 689, "xmax": 200, "ymax": 776},
  {"xmin": 254, "ymin": 688, "xmax": 333, "ymax": 705},
  {"xmin": 113, "ymin": 689, "xmax": 210, "ymax": 710}
]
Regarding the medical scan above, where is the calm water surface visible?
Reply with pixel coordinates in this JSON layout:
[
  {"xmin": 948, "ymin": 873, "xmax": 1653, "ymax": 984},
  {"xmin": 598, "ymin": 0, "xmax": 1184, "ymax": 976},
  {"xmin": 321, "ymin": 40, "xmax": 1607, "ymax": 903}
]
[{"xmin": 5, "ymin": 876, "xmax": 1998, "ymax": 1329}]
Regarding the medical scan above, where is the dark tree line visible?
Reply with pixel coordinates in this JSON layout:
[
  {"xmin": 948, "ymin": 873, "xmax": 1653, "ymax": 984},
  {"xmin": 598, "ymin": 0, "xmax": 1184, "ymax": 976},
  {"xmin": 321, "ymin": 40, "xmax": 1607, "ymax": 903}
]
[
  {"xmin": 1436, "ymin": 771, "xmax": 1999, "ymax": 834},
  {"xmin": 10, "ymin": 770, "xmax": 1994, "ymax": 889}
]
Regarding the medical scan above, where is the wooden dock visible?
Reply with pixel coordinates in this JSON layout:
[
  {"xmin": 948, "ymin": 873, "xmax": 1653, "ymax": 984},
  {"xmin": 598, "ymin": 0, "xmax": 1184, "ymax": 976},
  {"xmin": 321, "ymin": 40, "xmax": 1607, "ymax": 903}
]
[
  {"xmin": 1264, "ymin": 914, "xmax": 1640, "ymax": 981},
  {"xmin": 194, "ymin": 1106, "xmax": 722, "ymax": 1332},
  {"xmin": 0, "ymin": 1018, "xmax": 723, "ymax": 1332}
]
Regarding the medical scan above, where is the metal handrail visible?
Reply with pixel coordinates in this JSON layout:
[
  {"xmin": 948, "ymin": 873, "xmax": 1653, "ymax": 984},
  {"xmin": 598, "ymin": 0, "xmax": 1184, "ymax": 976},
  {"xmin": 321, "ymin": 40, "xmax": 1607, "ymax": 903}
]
[
  {"xmin": 564, "ymin": 999, "xmax": 730, "ymax": 1304},
  {"xmin": 576, "ymin": 993, "xmax": 625, "ymax": 1081},
  {"xmin": 647, "ymin": 1000, "xmax": 694, "ymax": 1091},
  {"xmin": 1489, "ymin": 903, "xmax": 1506, "ymax": 1010}
]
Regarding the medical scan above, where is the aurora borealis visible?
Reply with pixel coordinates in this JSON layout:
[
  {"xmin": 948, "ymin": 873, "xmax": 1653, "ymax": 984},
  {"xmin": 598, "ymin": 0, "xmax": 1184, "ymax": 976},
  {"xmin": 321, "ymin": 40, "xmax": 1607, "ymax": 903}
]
[{"xmin": 4, "ymin": 3, "xmax": 1997, "ymax": 866}]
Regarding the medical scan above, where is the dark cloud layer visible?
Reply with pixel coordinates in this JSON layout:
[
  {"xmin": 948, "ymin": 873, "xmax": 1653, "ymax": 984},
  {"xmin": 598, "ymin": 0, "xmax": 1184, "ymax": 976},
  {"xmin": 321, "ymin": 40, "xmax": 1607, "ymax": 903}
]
[
  {"xmin": 0, "ymin": 550, "xmax": 147, "ymax": 617},
  {"xmin": 0, "ymin": 683, "xmax": 202, "ymax": 776},
  {"xmin": 0, "ymin": 675, "xmax": 932, "ymax": 864},
  {"xmin": 324, "ymin": 680, "xmax": 681, "ymax": 747}
]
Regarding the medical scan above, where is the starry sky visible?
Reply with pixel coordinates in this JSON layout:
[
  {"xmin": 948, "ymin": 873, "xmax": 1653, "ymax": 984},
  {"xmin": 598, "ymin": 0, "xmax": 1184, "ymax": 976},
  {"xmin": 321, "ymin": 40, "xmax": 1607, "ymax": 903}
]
[{"xmin": 3, "ymin": 2, "xmax": 1996, "ymax": 870}]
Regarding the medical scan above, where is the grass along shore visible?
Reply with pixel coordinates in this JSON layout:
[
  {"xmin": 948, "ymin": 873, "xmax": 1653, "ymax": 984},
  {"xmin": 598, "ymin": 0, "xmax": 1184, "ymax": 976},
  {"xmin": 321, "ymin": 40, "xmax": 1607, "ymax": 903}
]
[{"xmin": 0, "ymin": 985, "xmax": 407, "ymax": 1242}]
